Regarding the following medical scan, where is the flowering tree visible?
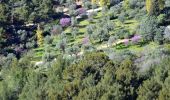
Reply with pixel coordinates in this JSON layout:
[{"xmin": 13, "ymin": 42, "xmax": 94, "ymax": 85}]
[
  {"xmin": 82, "ymin": 36, "xmax": 90, "ymax": 45},
  {"xmin": 131, "ymin": 35, "xmax": 142, "ymax": 43},
  {"xmin": 124, "ymin": 39, "xmax": 129, "ymax": 46},
  {"xmin": 76, "ymin": 8, "xmax": 87, "ymax": 15},
  {"xmin": 82, "ymin": 36, "xmax": 95, "ymax": 52},
  {"xmin": 60, "ymin": 18, "xmax": 71, "ymax": 27}
]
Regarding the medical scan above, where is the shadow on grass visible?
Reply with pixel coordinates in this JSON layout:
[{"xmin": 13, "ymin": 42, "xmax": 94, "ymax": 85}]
[
  {"xmin": 115, "ymin": 41, "xmax": 149, "ymax": 50},
  {"xmin": 77, "ymin": 16, "xmax": 88, "ymax": 22},
  {"xmin": 69, "ymin": 39, "xmax": 75, "ymax": 43},
  {"xmin": 34, "ymin": 48, "xmax": 44, "ymax": 52},
  {"xmin": 124, "ymin": 22, "xmax": 133, "ymax": 24},
  {"xmin": 78, "ymin": 25, "xmax": 87, "ymax": 28},
  {"xmin": 78, "ymin": 32, "xmax": 84, "ymax": 35},
  {"xmin": 115, "ymin": 43, "xmax": 130, "ymax": 49},
  {"xmin": 66, "ymin": 32, "xmax": 72, "ymax": 36},
  {"xmin": 138, "ymin": 41, "xmax": 149, "ymax": 47},
  {"xmin": 95, "ymin": 41, "xmax": 103, "ymax": 45}
]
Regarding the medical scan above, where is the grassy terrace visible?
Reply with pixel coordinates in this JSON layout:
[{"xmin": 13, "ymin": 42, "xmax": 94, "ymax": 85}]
[{"xmin": 33, "ymin": 11, "xmax": 140, "ymax": 61}]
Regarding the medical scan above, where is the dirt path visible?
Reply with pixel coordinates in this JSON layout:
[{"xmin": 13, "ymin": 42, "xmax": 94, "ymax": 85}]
[
  {"xmin": 96, "ymin": 39, "xmax": 128, "ymax": 50},
  {"xmin": 86, "ymin": 7, "xmax": 102, "ymax": 14}
]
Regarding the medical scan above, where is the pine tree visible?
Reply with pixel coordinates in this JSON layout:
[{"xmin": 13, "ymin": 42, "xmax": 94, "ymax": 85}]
[{"xmin": 36, "ymin": 24, "xmax": 44, "ymax": 47}]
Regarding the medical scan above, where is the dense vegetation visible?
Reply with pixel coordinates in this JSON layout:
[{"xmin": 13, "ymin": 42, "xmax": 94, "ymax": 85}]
[{"xmin": 0, "ymin": 0, "xmax": 170, "ymax": 99}]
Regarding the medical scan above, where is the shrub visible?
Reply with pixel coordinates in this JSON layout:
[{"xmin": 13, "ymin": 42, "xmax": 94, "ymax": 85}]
[
  {"xmin": 129, "ymin": 0, "xmax": 138, "ymax": 9},
  {"xmin": 124, "ymin": 39, "xmax": 129, "ymax": 46},
  {"xmin": 165, "ymin": 0, "xmax": 170, "ymax": 7},
  {"xmin": 60, "ymin": 18, "xmax": 71, "ymax": 27},
  {"xmin": 51, "ymin": 25, "xmax": 63, "ymax": 35},
  {"xmin": 157, "ymin": 14, "xmax": 165, "ymax": 24},
  {"xmin": 139, "ymin": 16, "xmax": 158, "ymax": 41},
  {"xmin": 86, "ymin": 25, "xmax": 96, "ymax": 38},
  {"xmin": 76, "ymin": 8, "xmax": 86, "ymax": 15},
  {"xmin": 116, "ymin": 29, "xmax": 129, "ymax": 39},
  {"xmin": 108, "ymin": 35, "xmax": 118, "ymax": 46},
  {"xmin": 105, "ymin": 21, "xmax": 114, "ymax": 32},
  {"xmin": 82, "ymin": 36, "xmax": 90, "ymax": 45},
  {"xmin": 83, "ymin": 1, "xmax": 92, "ymax": 9},
  {"xmin": 101, "ymin": 6, "xmax": 109, "ymax": 15},
  {"xmin": 44, "ymin": 35, "xmax": 53, "ymax": 44},
  {"xmin": 92, "ymin": 3, "xmax": 98, "ymax": 9},
  {"xmin": 42, "ymin": 52, "xmax": 55, "ymax": 63},
  {"xmin": 56, "ymin": 38, "xmax": 67, "ymax": 53},
  {"xmin": 154, "ymin": 27, "xmax": 164, "ymax": 44},
  {"xmin": 26, "ymin": 42, "xmax": 34, "ymax": 49},
  {"xmin": 88, "ymin": 11, "xmax": 97, "ymax": 22},
  {"xmin": 93, "ymin": 28, "xmax": 110, "ymax": 42},
  {"xmin": 71, "ymin": 17, "xmax": 77, "ymax": 27},
  {"xmin": 128, "ymin": 10, "xmax": 137, "ymax": 18},
  {"xmin": 118, "ymin": 12, "xmax": 126, "ymax": 23},
  {"xmin": 131, "ymin": 34, "xmax": 142, "ymax": 44},
  {"xmin": 17, "ymin": 30, "xmax": 27, "ymax": 41},
  {"xmin": 69, "ymin": 6, "xmax": 78, "ymax": 17},
  {"xmin": 109, "ymin": 5, "xmax": 121, "ymax": 16},
  {"xmin": 66, "ymin": 45, "xmax": 80, "ymax": 57},
  {"xmin": 71, "ymin": 27, "xmax": 79, "ymax": 39}
]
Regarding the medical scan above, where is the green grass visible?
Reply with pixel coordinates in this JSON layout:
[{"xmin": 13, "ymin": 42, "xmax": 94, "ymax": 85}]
[
  {"xmin": 79, "ymin": 20, "xmax": 90, "ymax": 26},
  {"xmin": 64, "ymin": 27, "xmax": 71, "ymax": 33},
  {"xmin": 94, "ymin": 12, "xmax": 102, "ymax": 19},
  {"xmin": 113, "ymin": 42, "xmax": 159, "ymax": 55}
]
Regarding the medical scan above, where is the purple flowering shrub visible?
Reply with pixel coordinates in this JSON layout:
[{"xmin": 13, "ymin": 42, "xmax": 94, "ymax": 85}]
[
  {"xmin": 123, "ymin": 39, "xmax": 129, "ymax": 46},
  {"xmin": 60, "ymin": 18, "xmax": 71, "ymax": 27},
  {"xmin": 82, "ymin": 36, "xmax": 90, "ymax": 45},
  {"xmin": 131, "ymin": 35, "xmax": 142, "ymax": 43},
  {"xmin": 122, "ymin": 35, "xmax": 142, "ymax": 46},
  {"xmin": 76, "ymin": 8, "xmax": 86, "ymax": 15}
]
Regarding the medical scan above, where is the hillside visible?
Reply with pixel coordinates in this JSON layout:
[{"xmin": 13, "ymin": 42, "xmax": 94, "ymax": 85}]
[{"xmin": 0, "ymin": 0, "xmax": 170, "ymax": 99}]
